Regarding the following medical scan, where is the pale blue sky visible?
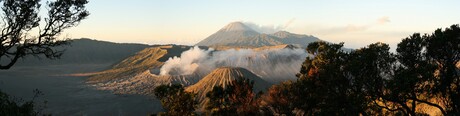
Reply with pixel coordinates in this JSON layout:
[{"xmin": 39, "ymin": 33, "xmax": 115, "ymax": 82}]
[{"xmin": 64, "ymin": 0, "xmax": 460, "ymax": 50}]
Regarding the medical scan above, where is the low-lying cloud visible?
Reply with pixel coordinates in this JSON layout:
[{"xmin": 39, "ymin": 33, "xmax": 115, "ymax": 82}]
[
  {"xmin": 324, "ymin": 16, "xmax": 392, "ymax": 33},
  {"xmin": 377, "ymin": 16, "xmax": 391, "ymax": 25},
  {"xmin": 159, "ymin": 46, "xmax": 308, "ymax": 82}
]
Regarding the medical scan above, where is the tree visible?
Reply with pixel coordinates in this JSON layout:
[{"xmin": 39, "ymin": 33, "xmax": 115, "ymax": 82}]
[
  {"xmin": 294, "ymin": 41, "xmax": 397, "ymax": 115},
  {"xmin": 0, "ymin": 89, "xmax": 48, "ymax": 116},
  {"xmin": 381, "ymin": 33, "xmax": 445, "ymax": 115},
  {"xmin": 0, "ymin": 0, "xmax": 89, "ymax": 69},
  {"xmin": 345, "ymin": 42, "xmax": 397, "ymax": 115},
  {"xmin": 0, "ymin": 0, "xmax": 88, "ymax": 114},
  {"xmin": 286, "ymin": 24, "xmax": 460, "ymax": 115},
  {"xmin": 425, "ymin": 24, "xmax": 460, "ymax": 114},
  {"xmin": 385, "ymin": 25, "xmax": 460, "ymax": 115},
  {"xmin": 154, "ymin": 84, "xmax": 197, "ymax": 116},
  {"xmin": 259, "ymin": 81, "xmax": 296, "ymax": 115},
  {"xmin": 206, "ymin": 86, "xmax": 235, "ymax": 115},
  {"xmin": 295, "ymin": 41, "xmax": 365, "ymax": 115},
  {"xmin": 205, "ymin": 78, "xmax": 259, "ymax": 115}
]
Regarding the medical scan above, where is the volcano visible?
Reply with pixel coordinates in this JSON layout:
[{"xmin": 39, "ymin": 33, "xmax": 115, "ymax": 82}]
[
  {"xmin": 185, "ymin": 67, "xmax": 271, "ymax": 110},
  {"xmin": 196, "ymin": 22, "xmax": 320, "ymax": 48}
]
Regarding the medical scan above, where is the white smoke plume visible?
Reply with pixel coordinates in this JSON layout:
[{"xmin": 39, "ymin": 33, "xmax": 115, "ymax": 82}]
[
  {"xmin": 159, "ymin": 46, "xmax": 308, "ymax": 82},
  {"xmin": 159, "ymin": 46, "xmax": 213, "ymax": 75}
]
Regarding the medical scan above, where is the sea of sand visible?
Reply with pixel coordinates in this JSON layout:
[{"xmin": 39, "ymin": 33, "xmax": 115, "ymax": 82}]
[{"xmin": 0, "ymin": 63, "xmax": 163, "ymax": 115}]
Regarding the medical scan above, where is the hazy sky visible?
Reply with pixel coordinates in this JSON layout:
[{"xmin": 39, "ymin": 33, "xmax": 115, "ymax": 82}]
[{"xmin": 63, "ymin": 0, "xmax": 460, "ymax": 50}]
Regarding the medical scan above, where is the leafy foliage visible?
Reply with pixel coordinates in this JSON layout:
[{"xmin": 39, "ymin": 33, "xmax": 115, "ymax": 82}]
[
  {"xmin": 381, "ymin": 33, "xmax": 440, "ymax": 115},
  {"xmin": 154, "ymin": 84, "xmax": 197, "ymax": 116},
  {"xmin": 425, "ymin": 24, "xmax": 460, "ymax": 114},
  {"xmin": 289, "ymin": 24, "xmax": 460, "ymax": 115},
  {"xmin": 258, "ymin": 81, "xmax": 296, "ymax": 115},
  {"xmin": 0, "ymin": 0, "xmax": 89, "ymax": 69},
  {"xmin": 0, "ymin": 89, "xmax": 48, "ymax": 116},
  {"xmin": 205, "ymin": 78, "xmax": 259, "ymax": 115},
  {"xmin": 293, "ymin": 41, "xmax": 391, "ymax": 115},
  {"xmin": 0, "ymin": 1, "xmax": 87, "ymax": 115}
]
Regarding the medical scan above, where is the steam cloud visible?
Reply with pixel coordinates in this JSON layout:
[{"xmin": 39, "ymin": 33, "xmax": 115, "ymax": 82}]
[
  {"xmin": 159, "ymin": 46, "xmax": 308, "ymax": 82},
  {"xmin": 243, "ymin": 18, "xmax": 296, "ymax": 34},
  {"xmin": 159, "ymin": 47, "xmax": 213, "ymax": 75}
]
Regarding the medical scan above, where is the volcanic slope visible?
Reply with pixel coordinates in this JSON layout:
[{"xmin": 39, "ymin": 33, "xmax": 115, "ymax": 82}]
[
  {"xmin": 185, "ymin": 67, "xmax": 272, "ymax": 110},
  {"xmin": 87, "ymin": 45, "xmax": 208, "ymax": 95},
  {"xmin": 195, "ymin": 22, "xmax": 320, "ymax": 48},
  {"xmin": 87, "ymin": 45, "xmax": 298, "ymax": 96},
  {"xmin": 87, "ymin": 45, "xmax": 199, "ymax": 83}
]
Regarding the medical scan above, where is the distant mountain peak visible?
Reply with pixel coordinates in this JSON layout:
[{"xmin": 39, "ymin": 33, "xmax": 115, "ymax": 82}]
[
  {"xmin": 196, "ymin": 22, "xmax": 321, "ymax": 48},
  {"xmin": 220, "ymin": 21, "xmax": 257, "ymax": 32}
]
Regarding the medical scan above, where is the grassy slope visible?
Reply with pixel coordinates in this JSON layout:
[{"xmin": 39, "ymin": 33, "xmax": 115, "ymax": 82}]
[
  {"xmin": 87, "ymin": 47, "xmax": 167, "ymax": 83},
  {"xmin": 87, "ymin": 45, "xmax": 197, "ymax": 83}
]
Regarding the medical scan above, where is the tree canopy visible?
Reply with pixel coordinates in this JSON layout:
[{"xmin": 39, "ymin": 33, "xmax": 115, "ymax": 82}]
[
  {"xmin": 205, "ymin": 78, "xmax": 259, "ymax": 116},
  {"xmin": 0, "ymin": 0, "xmax": 88, "ymax": 115},
  {"xmin": 0, "ymin": 0, "xmax": 89, "ymax": 69},
  {"xmin": 289, "ymin": 24, "xmax": 460, "ymax": 115},
  {"xmin": 154, "ymin": 84, "xmax": 197, "ymax": 116}
]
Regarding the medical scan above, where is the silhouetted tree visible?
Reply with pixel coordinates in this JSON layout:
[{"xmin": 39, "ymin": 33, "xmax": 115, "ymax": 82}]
[
  {"xmin": 0, "ymin": 0, "xmax": 88, "ymax": 115},
  {"xmin": 295, "ymin": 41, "xmax": 365, "ymax": 115},
  {"xmin": 206, "ymin": 78, "xmax": 259, "ymax": 115},
  {"xmin": 0, "ymin": 89, "xmax": 48, "ymax": 116},
  {"xmin": 270, "ymin": 24, "xmax": 460, "ymax": 115},
  {"xmin": 345, "ymin": 42, "xmax": 396, "ymax": 115},
  {"xmin": 381, "ymin": 33, "xmax": 445, "ymax": 115},
  {"xmin": 154, "ymin": 84, "xmax": 197, "ymax": 116},
  {"xmin": 259, "ymin": 81, "xmax": 296, "ymax": 115},
  {"xmin": 0, "ymin": 0, "xmax": 89, "ymax": 69},
  {"xmin": 294, "ymin": 41, "xmax": 397, "ymax": 115},
  {"xmin": 425, "ymin": 24, "xmax": 460, "ymax": 114},
  {"xmin": 382, "ymin": 25, "xmax": 460, "ymax": 115},
  {"xmin": 206, "ymin": 86, "xmax": 233, "ymax": 115}
]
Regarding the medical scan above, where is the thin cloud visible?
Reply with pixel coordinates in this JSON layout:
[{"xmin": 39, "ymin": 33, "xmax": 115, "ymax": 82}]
[
  {"xmin": 377, "ymin": 16, "xmax": 391, "ymax": 25},
  {"xmin": 243, "ymin": 18, "xmax": 296, "ymax": 34},
  {"xmin": 243, "ymin": 22, "xmax": 283, "ymax": 34},
  {"xmin": 283, "ymin": 18, "xmax": 296, "ymax": 29},
  {"xmin": 325, "ymin": 16, "xmax": 391, "ymax": 33},
  {"xmin": 345, "ymin": 24, "xmax": 369, "ymax": 32}
]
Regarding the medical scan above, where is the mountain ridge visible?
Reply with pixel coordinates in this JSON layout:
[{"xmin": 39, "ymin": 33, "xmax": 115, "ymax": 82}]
[
  {"xmin": 11, "ymin": 38, "xmax": 150, "ymax": 66},
  {"xmin": 196, "ymin": 22, "xmax": 320, "ymax": 48}
]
